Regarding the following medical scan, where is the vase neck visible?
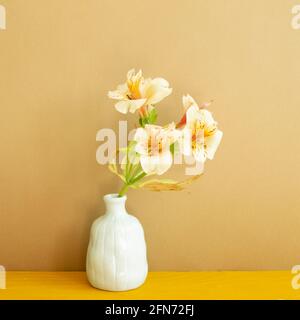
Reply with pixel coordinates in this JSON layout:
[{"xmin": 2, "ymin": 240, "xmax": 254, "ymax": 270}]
[{"xmin": 104, "ymin": 194, "xmax": 127, "ymax": 216}]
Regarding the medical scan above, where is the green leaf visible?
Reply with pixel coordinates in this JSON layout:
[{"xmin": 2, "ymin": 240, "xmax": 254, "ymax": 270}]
[
  {"xmin": 139, "ymin": 108, "xmax": 158, "ymax": 127},
  {"xmin": 148, "ymin": 108, "xmax": 157, "ymax": 124},
  {"xmin": 170, "ymin": 141, "xmax": 180, "ymax": 156},
  {"xmin": 139, "ymin": 116, "xmax": 147, "ymax": 127},
  {"xmin": 170, "ymin": 143, "xmax": 175, "ymax": 155}
]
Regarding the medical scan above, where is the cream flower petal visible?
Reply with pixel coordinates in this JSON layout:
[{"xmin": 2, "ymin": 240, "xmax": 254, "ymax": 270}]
[
  {"xmin": 186, "ymin": 105, "xmax": 202, "ymax": 125},
  {"xmin": 140, "ymin": 78, "xmax": 172, "ymax": 105},
  {"xmin": 205, "ymin": 130, "xmax": 223, "ymax": 160},
  {"xmin": 182, "ymin": 94, "xmax": 198, "ymax": 111},
  {"xmin": 156, "ymin": 151, "xmax": 173, "ymax": 175},
  {"xmin": 160, "ymin": 122, "xmax": 180, "ymax": 141},
  {"xmin": 151, "ymin": 77, "xmax": 170, "ymax": 87},
  {"xmin": 140, "ymin": 154, "xmax": 157, "ymax": 174},
  {"xmin": 170, "ymin": 127, "xmax": 182, "ymax": 143},
  {"xmin": 115, "ymin": 101, "xmax": 131, "ymax": 114},
  {"xmin": 146, "ymin": 86, "xmax": 172, "ymax": 105},
  {"xmin": 135, "ymin": 143, "xmax": 148, "ymax": 156},
  {"xmin": 201, "ymin": 109, "xmax": 217, "ymax": 128},
  {"xmin": 127, "ymin": 98, "xmax": 147, "ymax": 113},
  {"xmin": 134, "ymin": 128, "xmax": 149, "ymax": 156},
  {"xmin": 140, "ymin": 152, "xmax": 172, "ymax": 175},
  {"xmin": 115, "ymin": 99, "xmax": 146, "ymax": 114},
  {"xmin": 134, "ymin": 127, "xmax": 148, "ymax": 142},
  {"xmin": 194, "ymin": 148, "xmax": 206, "ymax": 163}
]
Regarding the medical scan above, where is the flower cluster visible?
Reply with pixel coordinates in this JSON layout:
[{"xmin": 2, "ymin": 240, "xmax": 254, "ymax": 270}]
[{"xmin": 107, "ymin": 69, "xmax": 223, "ymax": 196}]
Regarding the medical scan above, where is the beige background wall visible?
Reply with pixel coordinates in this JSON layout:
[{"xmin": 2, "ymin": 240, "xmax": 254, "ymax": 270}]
[{"xmin": 0, "ymin": 0, "xmax": 300, "ymax": 271}]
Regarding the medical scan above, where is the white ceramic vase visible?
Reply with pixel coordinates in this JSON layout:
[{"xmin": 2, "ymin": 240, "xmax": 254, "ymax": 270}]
[{"xmin": 86, "ymin": 194, "xmax": 148, "ymax": 291}]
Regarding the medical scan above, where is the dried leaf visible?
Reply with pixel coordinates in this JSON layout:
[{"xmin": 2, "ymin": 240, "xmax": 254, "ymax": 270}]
[{"xmin": 139, "ymin": 174, "xmax": 203, "ymax": 192}]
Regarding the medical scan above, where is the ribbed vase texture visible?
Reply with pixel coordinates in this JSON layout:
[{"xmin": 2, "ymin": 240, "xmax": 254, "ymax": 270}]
[{"xmin": 86, "ymin": 194, "xmax": 148, "ymax": 291}]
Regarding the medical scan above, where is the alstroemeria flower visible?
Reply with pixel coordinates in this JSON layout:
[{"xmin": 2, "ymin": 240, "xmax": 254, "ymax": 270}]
[
  {"xmin": 180, "ymin": 95, "xmax": 223, "ymax": 163},
  {"xmin": 178, "ymin": 94, "xmax": 213, "ymax": 128},
  {"xmin": 134, "ymin": 124, "xmax": 181, "ymax": 175},
  {"xmin": 108, "ymin": 69, "xmax": 172, "ymax": 114}
]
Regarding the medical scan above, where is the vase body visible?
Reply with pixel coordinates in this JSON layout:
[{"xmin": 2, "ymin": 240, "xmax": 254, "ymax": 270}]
[{"xmin": 86, "ymin": 194, "xmax": 148, "ymax": 291}]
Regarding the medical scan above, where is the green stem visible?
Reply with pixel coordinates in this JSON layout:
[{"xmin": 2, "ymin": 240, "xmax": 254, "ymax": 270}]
[
  {"xmin": 130, "ymin": 172, "xmax": 147, "ymax": 185},
  {"xmin": 129, "ymin": 164, "xmax": 142, "ymax": 181},
  {"xmin": 125, "ymin": 156, "xmax": 131, "ymax": 182},
  {"xmin": 118, "ymin": 171, "xmax": 147, "ymax": 197},
  {"xmin": 118, "ymin": 183, "xmax": 129, "ymax": 197}
]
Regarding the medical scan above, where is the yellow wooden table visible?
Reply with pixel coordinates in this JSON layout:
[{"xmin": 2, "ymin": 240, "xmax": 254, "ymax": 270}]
[{"xmin": 0, "ymin": 271, "xmax": 299, "ymax": 300}]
